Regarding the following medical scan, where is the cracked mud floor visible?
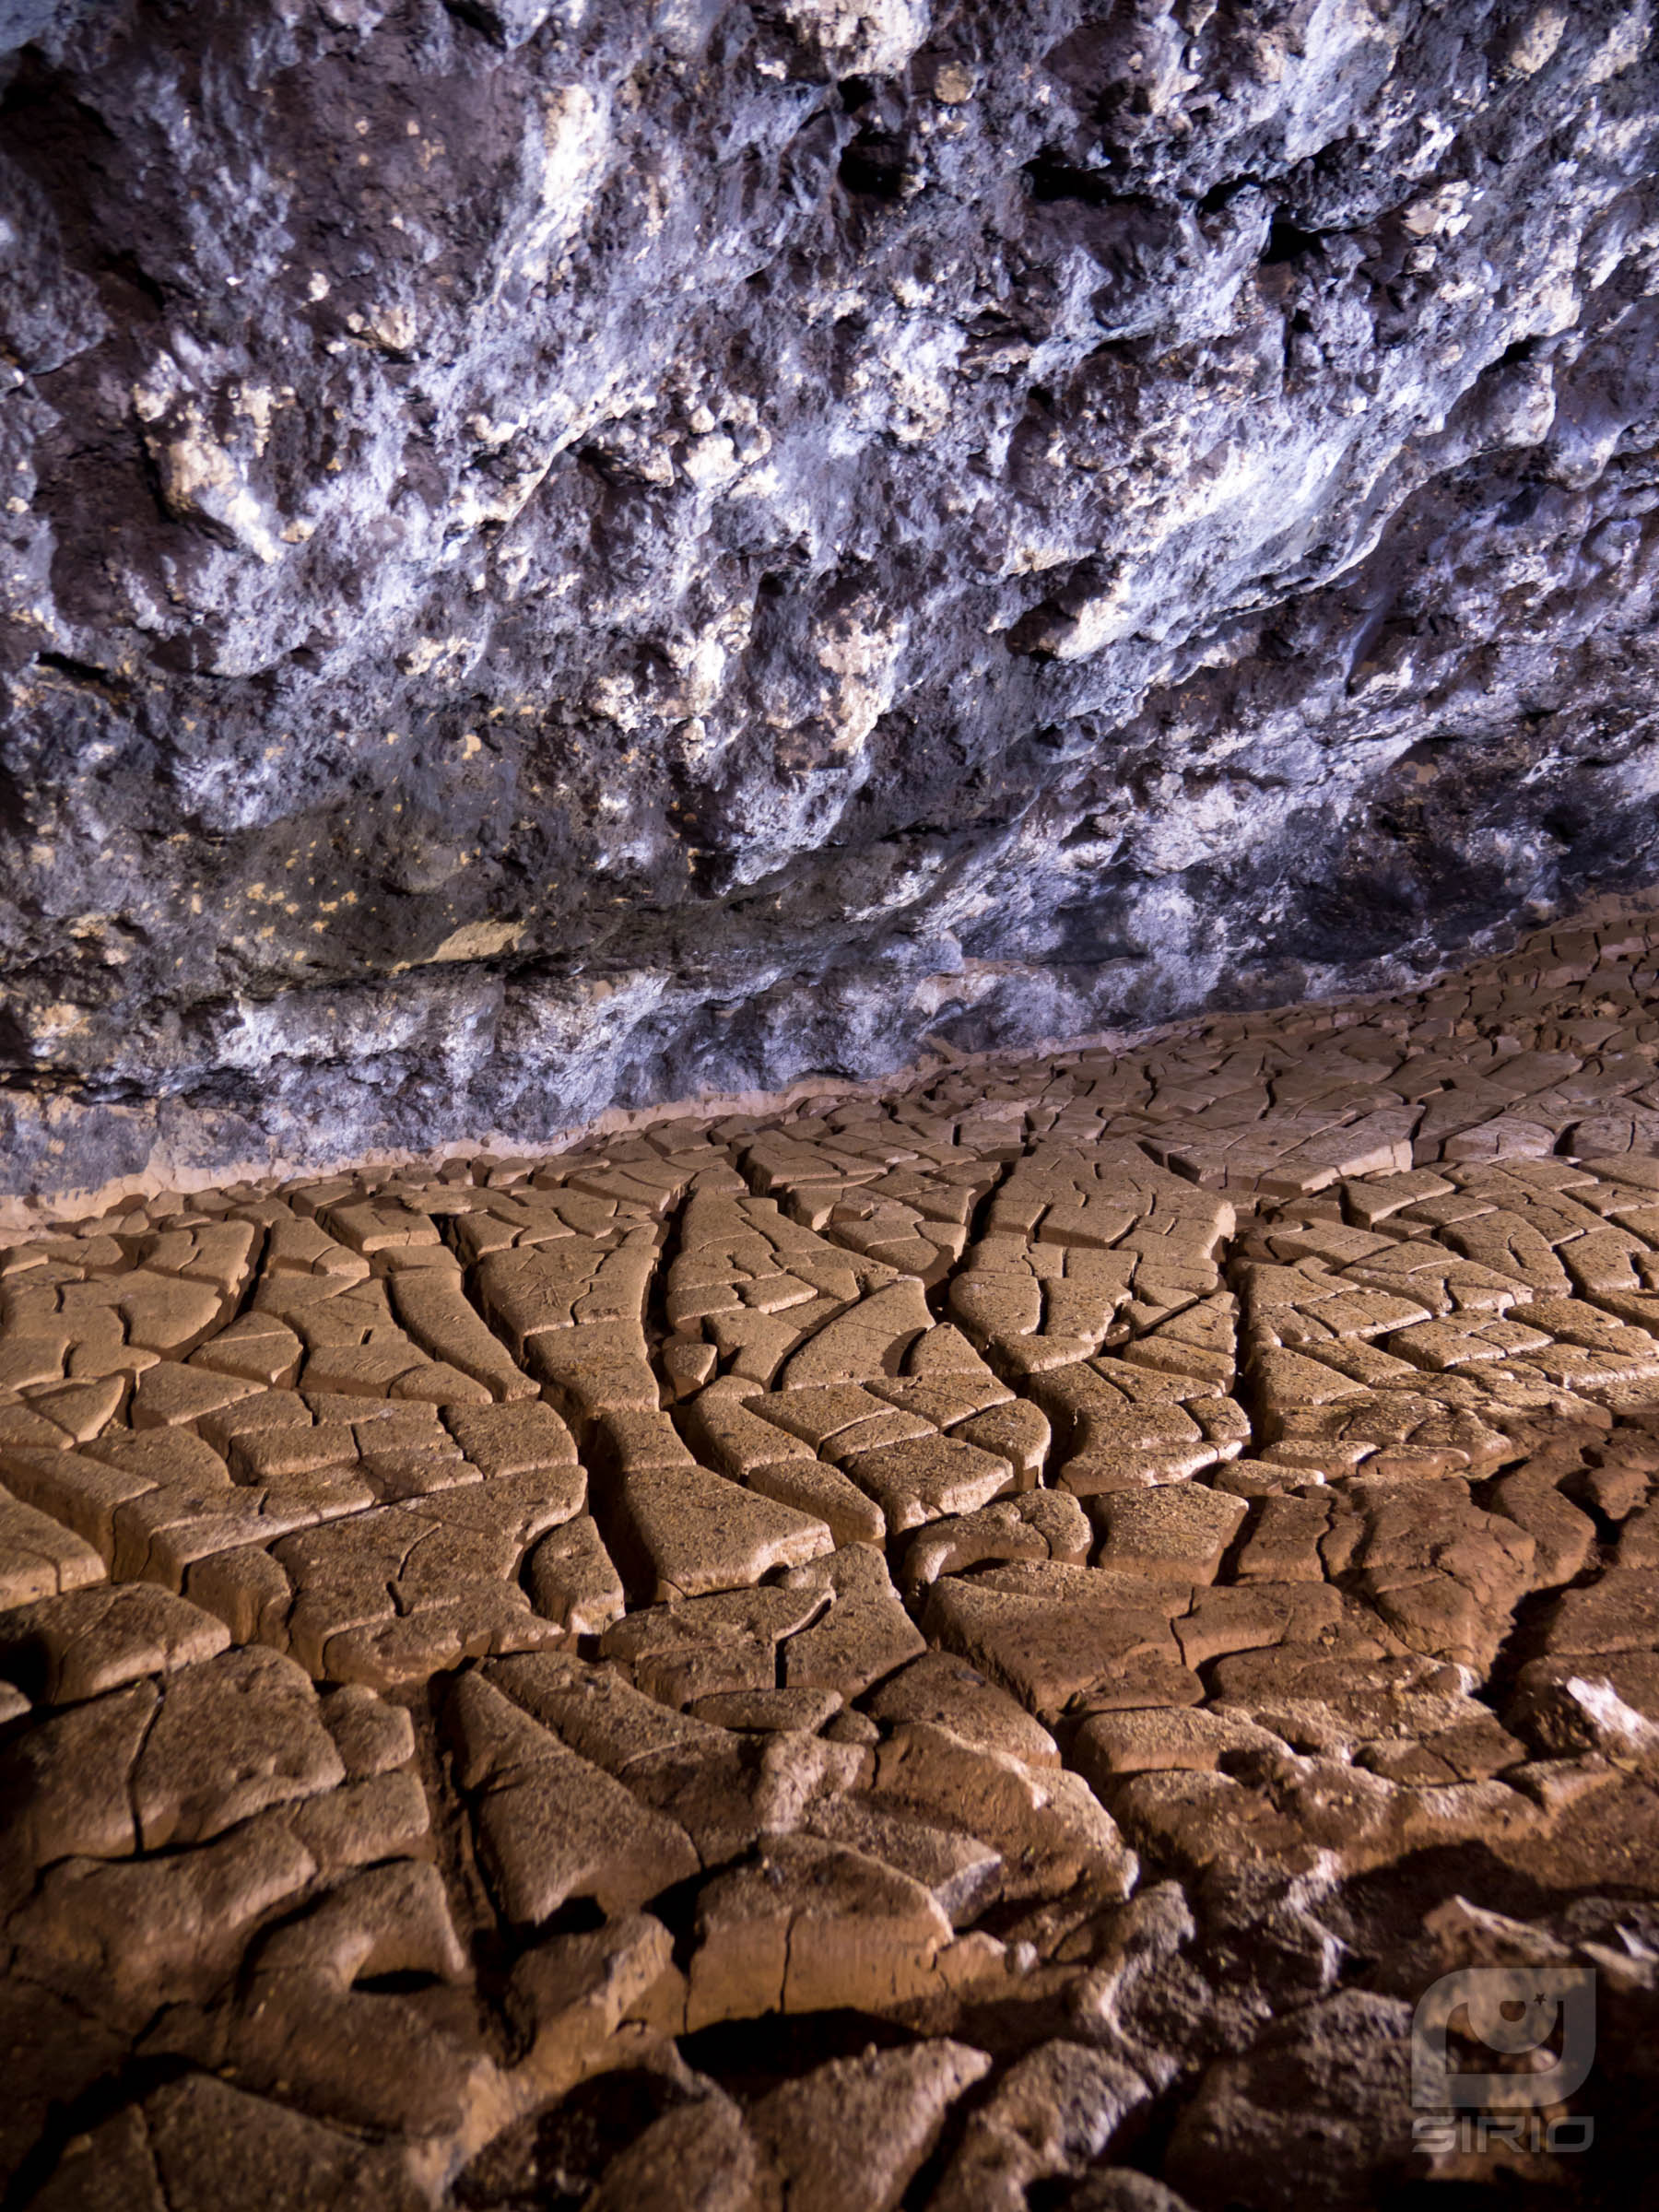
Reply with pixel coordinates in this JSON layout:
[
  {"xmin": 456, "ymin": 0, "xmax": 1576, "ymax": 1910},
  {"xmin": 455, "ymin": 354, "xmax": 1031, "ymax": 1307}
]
[{"xmin": 6, "ymin": 912, "xmax": 1659, "ymax": 2212}]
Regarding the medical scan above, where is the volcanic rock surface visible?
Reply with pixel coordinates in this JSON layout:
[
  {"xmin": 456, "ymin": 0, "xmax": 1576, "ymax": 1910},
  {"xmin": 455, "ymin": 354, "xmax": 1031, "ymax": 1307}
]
[
  {"xmin": 6, "ymin": 2, "xmax": 1659, "ymax": 1196},
  {"xmin": 5, "ymin": 914, "xmax": 1659, "ymax": 2208}
]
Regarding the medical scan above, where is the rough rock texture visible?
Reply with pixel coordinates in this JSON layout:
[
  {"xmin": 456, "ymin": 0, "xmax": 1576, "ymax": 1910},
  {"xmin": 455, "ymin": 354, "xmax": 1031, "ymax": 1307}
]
[
  {"xmin": 5, "ymin": 917, "xmax": 1659, "ymax": 2208},
  {"xmin": 5, "ymin": 1, "xmax": 1659, "ymax": 1198}
]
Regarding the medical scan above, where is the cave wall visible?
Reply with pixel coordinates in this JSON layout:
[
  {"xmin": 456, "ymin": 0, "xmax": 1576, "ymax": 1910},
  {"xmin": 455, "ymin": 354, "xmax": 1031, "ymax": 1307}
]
[{"xmin": 4, "ymin": 0, "xmax": 1659, "ymax": 1199}]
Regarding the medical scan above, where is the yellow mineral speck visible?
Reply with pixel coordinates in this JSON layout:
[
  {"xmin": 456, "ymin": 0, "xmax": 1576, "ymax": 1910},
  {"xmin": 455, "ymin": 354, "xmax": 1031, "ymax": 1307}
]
[
  {"xmin": 425, "ymin": 919, "xmax": 523, "ymax": 963},
  {"xmin": 368, "ymin": 304, "xmax": 416, "ymax": 349},
  {"xmin": 459, "ymin": 733, "xmax": 482, "ymax": 759}
]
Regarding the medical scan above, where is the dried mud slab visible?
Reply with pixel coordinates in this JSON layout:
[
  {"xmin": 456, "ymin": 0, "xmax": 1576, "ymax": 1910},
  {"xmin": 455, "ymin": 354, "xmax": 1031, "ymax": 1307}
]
[{"xmin": 6, "ymin": 913, "xmax": 1659, "ymax": 2209}]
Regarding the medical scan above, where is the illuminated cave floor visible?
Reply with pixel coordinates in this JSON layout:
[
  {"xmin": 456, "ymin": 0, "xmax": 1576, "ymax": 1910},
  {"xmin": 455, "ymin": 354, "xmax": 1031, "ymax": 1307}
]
[{"xmin": 6, "ymin": 912, "xmax": 1659, "ymax": 2211}]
